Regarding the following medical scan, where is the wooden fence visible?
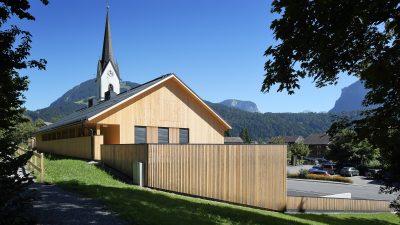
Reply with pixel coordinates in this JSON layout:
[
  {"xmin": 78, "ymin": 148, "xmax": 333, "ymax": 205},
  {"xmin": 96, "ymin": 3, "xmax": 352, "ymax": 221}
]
[
  {"xmin": 287, "ymin": 196, "xmax": 391, "ymax": 212},
  {"xmin": 16, "ymin": 148, "xmax": 44, "ymax": 182},
  {"xmin": 36, "ymin": 135, "xmax": 104, "ymax": 160},
  {"xmin": 101, "ymin": 144, "xmax": 148, "ymax": 184},
  {"xmin": 101, "ymin": 144, "xmax": 287, "ymax": 211}
]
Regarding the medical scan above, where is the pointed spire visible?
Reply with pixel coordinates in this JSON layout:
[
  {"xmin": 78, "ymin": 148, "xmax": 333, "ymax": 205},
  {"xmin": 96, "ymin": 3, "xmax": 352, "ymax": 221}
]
[{"xmin": 101, "ymin": 7, "xmax": 115, "ymax": 67}]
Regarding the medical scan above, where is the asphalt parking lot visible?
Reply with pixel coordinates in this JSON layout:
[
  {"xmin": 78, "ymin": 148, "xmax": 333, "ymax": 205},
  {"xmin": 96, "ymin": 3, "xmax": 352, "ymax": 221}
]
[{"xmin": 287, "ymin": 165, "xmax": 398, "ymax": 200}]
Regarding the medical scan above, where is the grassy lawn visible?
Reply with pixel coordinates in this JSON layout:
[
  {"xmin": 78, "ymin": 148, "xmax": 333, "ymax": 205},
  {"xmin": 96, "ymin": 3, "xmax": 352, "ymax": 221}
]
[{"xmin": 42, "ymin": 154, "xmax": 399, "ymax": 225}]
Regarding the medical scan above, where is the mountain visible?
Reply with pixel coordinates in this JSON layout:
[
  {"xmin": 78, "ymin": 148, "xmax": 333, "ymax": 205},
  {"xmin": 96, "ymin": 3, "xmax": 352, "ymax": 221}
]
[
  {"xmin": 219, "ymin": 99, "xmax": 259, "ymax": 113},
  {"xmin": 26, "ymin": 79, "xmax": 139, "ymax": 122},
  {"xmin": 329, "ymin": 80, "xmax": 369, "ymax": 113}
]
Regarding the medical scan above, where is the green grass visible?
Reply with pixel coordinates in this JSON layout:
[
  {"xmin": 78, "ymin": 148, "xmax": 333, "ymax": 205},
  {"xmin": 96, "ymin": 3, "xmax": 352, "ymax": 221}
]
[{"xmin": 42, "ymin": 154, "xmax": 399, "ymax": 225}]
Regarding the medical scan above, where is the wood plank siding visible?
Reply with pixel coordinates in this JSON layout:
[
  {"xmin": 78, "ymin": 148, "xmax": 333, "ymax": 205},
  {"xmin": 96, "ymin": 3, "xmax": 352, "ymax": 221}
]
[
  {"xmin": 36, "ymin": 136, "xmax": 93, "ymax": 159},
  {"xmin": 286, "ymin": 196, "xmax": 391, "ymax": 212},
  {"xmin": 101, "ymin": 144, "xmax": 148, "ymax": 184},
  {"xmin": 101, "ymin": 144, "xmax": 287, "ymax": 211},
  {"xmin": 91, "ymin": 78, "xmax": 226, "ymax": 144}
]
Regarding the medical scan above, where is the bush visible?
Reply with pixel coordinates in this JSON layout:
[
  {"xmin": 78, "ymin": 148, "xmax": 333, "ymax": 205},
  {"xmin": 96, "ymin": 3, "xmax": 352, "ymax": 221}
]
[
  {"xmin": 305, "ymin": 174, "xmax": 353, "ymax": 183},
  {"xmin": 287, "ymin": 172, "xmax": 353, "ymax": 183},
  {"xmin": 298, "ymin": 169, "xmax": 309, "ymax": 178}
]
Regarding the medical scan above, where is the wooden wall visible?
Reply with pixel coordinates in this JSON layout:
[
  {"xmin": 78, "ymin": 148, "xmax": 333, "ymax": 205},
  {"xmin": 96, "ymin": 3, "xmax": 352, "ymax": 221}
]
[
  {"xmin": 101, "ymin": 144, "xmax": 148, "ymax": 184},
  {"xmin": 147, "ymin": 144, "xmax": 287, "ymax": 211},
  {"xmin": 169, "ymin": 128, "xmax": 179, "ymax": 144},
  {"xmin": 100, "ymin": 125, "xmax": 120, "ymax": 144},
  {"xmin": 93, "ymin": 135, "xmax": 104, "ymax": 160},
  {"xmin": 36, "ymin": 136, "xmax": 92, "ymax": 159},
  {"xmin": 286, "ymin": 196, "xmax": 391, "ymax": 212},
  {"xmin": 91, "ymin": 78, "xmax": 226, "ymax": 144}
]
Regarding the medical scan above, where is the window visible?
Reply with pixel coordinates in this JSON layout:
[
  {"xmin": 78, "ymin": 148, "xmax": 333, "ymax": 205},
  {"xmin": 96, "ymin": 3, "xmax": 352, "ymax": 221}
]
[
  {"xmin": 179, "ymin": 128, "xmax": 189, "ymax": 144},
  {"xmin": 135, "ymin": 126, "xmax": 146, "ymax": 144},
  {"xmin": 158, "ymin": 127, "xmax": 169, "ymax": 144},
  {"xmin": 108, "ymin": 84, "xmax": 114, "ymax": 92}
]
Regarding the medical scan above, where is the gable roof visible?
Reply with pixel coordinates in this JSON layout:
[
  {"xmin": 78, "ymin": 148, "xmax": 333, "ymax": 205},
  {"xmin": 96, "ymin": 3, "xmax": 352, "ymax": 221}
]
[
  {"xmin": 304, "ymin": 133, "xmax": 330, "ymax": 145},
  {"xmin": 282, "ymin": 136, "xmax": 304, "ymax": 143},
  {"xmin": 224, "ymin": 137, "xmax": 243, "ymax": 144},
  {"xmin": 38, "ymin": 74, "xmax": 231, "ymax": 133}
]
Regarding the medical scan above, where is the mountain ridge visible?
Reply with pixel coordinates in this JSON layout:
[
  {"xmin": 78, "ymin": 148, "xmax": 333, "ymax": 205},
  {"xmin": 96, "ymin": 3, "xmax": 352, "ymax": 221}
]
[{"xmin": 329, "ymin": 80, "xmax": 369, "ymax": 113}]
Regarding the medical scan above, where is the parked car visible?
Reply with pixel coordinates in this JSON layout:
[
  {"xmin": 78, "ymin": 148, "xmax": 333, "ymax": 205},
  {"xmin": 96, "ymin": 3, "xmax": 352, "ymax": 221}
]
[
  {"xmin": 315, "ymin": 158, "xmax": 329, "ymax": 164},
  {"xmin": 308, "ymin": 165, "xmax": 323, "ymax": 173},
  {"xmin": 365, "ymin": 169, "xmax": 381, "ymax": 179},
  {"xmin": 321, "ymin": 163, "xmax": 336, "ymax": 175},
  {"xmin": 340, "ymin": 167, "xmax": 359, "ymax": 177},
  {"xmin": 309, "ymin": 170, "xmax": 330, "ymax": 176}
]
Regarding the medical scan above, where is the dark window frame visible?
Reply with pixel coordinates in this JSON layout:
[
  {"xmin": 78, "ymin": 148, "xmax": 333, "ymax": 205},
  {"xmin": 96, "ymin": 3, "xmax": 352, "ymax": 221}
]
[
  {"xmin": 135, "ymin": 126, "xmax": 147, "ymax": 144},
  {"xmin": 158, "ymin": 127, "xmax": 169, "ymax": 144},
  {"xmin": 179, "ymin": 128, "xmax": 189, "ymax": 144}
]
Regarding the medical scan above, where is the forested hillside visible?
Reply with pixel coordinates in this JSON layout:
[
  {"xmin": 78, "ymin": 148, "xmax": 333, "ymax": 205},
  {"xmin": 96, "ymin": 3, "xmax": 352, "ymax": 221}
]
[{"xmin": 206, "ymin": 101, "xmax": 359, "ymax": 140}]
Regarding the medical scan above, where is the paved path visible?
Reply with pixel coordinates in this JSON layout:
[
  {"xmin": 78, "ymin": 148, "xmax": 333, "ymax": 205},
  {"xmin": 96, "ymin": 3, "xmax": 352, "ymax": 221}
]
[{"xmin": 30, "ymin": 183, "xmax": 127, "ymax": 225}]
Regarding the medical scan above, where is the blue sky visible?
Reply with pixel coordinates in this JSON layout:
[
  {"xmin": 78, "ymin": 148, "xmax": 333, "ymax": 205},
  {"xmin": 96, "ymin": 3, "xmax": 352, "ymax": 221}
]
[{"xmin": 16, "ymin": 0, "xmax": 358, "ymax": 113}]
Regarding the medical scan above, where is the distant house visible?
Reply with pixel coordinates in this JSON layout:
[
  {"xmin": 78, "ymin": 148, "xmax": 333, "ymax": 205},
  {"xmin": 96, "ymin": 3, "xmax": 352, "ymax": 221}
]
[
  {"xmin": 34, "ymin": 10, "xmax": 231, "ymax": 160},
  {"xmin": 282, "ymin": 136, "xmax": 304, "ymax": 144},
  {"xmin": 224, "ymin": 137, "xmax": 243, "ymax": 144},
  {"xmin": 304, "ymin": 133, "xmax": 330, "ymax": 157},
  {"xmin": 268, "ymin": 135, "xmax": 304, "ymax": 145}
]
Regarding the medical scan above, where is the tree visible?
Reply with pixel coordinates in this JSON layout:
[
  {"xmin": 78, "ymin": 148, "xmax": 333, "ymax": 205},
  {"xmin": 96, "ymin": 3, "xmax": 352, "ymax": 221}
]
[
  {"xmin": 288, "ymin": 142, "xmax": 310, "ymax": 158},
  {"xmin": 239, "ymin": 128, "xmax": 251, "ymax": 144},
  {"xmin": 224, "ymin": 130, "xmax": 231, "ymax": 137},
  {"xmin": 0, "ymin": 1, "xmax": 48, "ymax": 224},
  {"xmin": 269, "ymin": 136, "xmax": 285, "ymax": 144},
  {"xmin": 328, "ymin": 127, "xmax": 379, "ymax": 168},
  {"xmin": 263, "ymin": 0, "xmax": 400, "ymax": 213}
]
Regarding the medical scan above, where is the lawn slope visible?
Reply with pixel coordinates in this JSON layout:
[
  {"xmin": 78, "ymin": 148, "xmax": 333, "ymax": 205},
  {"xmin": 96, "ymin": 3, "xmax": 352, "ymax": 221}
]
[{"xmin": 42, "ymin": 155, "xmax": 399, "ymax": 225}]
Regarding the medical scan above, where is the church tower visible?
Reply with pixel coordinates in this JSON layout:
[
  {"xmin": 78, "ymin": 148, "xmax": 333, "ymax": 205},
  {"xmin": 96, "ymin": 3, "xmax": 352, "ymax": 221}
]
[{"xmin": 96, "ymin": 7, "xmax": 120, "ymax": 101}]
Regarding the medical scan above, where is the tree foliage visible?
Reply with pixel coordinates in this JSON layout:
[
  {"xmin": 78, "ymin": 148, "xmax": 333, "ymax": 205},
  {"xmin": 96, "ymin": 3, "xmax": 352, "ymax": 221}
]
[
  {"xmin": 328, "ymin": 125, "xmax": 379, "ymax": 168},
  {"xmin": 239, "ymin": 128, "xmax": 251, "ymax": 144},
  {"xmin": 288, "ymin": 142, "xmax": 310, "ymax": 158},
  {"xmin": 264, "ymin": 0, "xmax": 400, "ymax": 213},
  {"xmin": 269, "ymin": 136, "xmax": 285, "ymax": 144},
  {"xmin": 0, "ymin": 0, "xmax": 48, "ymax": 224}
]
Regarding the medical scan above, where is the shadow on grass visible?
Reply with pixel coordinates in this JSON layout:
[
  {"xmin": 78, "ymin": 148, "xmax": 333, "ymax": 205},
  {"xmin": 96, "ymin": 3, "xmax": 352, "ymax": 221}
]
[
  {"xmin": 56, "ymin": 180, "xmax": 306, "ymax": 225},
  {"xmin": 292, "ymin": 213, "xmax": 399, "ymax": 225},
  {"xmin": 54, "ymin": 180, "xmax": 399, "ymax": 225}
]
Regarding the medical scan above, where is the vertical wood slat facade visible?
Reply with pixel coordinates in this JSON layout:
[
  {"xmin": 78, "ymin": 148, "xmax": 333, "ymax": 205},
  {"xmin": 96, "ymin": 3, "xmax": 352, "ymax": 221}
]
[
  {"xmin": 286, "ymin": 196, "xmax": 391, "ymax": 212},
  {"xmin": 101, "ymin": 144, "xmax": 148, "ymax": 185},
  {"xmin": 36, "ymin": 136, "xmax": 93, "ymax": 159},
  {"xmin": 37, "ymin": 135, "xmax": 104, "ymax": 160},
  {"xmin": 101, "ymin": 144, "xmax": 287, "ymax": 211}
]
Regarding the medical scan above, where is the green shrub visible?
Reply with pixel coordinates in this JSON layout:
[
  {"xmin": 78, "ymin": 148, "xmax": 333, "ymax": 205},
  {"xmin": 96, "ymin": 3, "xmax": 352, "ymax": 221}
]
[
  {"xmin": 298, "ymin": 169, "xmax": 309, "ymax": 178},
  {"xmin": 288, "ymin": 172, "xmax": 353, "ymax": 183},
  {"xmin": 305, "ymin": 174, "xmax": 353, "ymax": 183}
]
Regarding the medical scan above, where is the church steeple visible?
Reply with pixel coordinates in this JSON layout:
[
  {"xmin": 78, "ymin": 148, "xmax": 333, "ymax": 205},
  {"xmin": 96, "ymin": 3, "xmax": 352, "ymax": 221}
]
[
  {"xmin": 96, "ymin": 5, "xmax": 121, "ymax": 101},
  {"xmin": 101, "ymin": 9, "xmax": 115, "ymax": 67}
]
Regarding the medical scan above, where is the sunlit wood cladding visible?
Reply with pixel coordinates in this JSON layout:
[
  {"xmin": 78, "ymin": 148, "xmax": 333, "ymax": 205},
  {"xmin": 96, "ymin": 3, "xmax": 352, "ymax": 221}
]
[
  {"xmin": 92, "ymin": 78, "xmax": 226, "ymax": 144},
  {"xmin": 36, "ymin": 136, "xmax": 93, "ymax": 159},
  {"xmin": 101, "ymin": 144, "xmax": 287, "ymax": 211}
]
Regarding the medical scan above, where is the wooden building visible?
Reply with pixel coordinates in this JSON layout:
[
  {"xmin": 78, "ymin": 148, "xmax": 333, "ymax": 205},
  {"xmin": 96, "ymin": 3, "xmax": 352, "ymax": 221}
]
[{"xmin": 35, "ymin": 10, "xmax": 231, "ymax": 160}]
